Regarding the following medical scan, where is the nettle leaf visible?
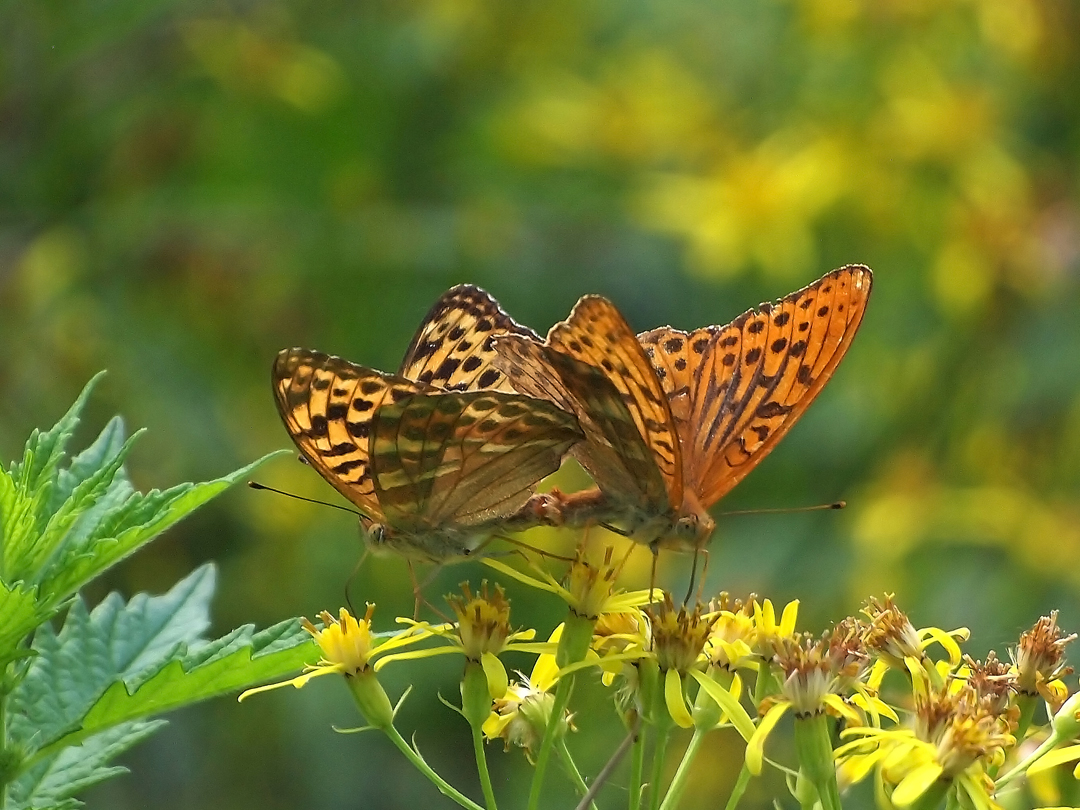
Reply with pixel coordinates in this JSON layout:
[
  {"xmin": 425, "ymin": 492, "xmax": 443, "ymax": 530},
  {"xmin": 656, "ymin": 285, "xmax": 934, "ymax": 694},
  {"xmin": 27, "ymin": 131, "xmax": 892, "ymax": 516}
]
[
  {"xmin": 0, "ymin": 374, "xmax": 105, "ymax": 585},
  {"xmin": 38, "ymin": 451, "xmax": 288, "ymax": 604},
  {"xmin": 9, "ymin": 566, "xmax": 317, "ymax": 807},
  {"xmin": 0, "ymin": 580, "xmax": 48, "ymax": 663}
]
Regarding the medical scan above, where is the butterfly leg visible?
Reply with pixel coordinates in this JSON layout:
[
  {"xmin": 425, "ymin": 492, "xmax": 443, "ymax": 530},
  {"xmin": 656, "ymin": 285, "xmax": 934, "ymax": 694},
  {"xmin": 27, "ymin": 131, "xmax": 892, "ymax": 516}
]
[
  {"xmin": 648, "ymin": 545, "xmax": 661, "ymax": 607},
  {"xmin": 682, "ymin": 546, "xmax": 710, "ymax": 606}
]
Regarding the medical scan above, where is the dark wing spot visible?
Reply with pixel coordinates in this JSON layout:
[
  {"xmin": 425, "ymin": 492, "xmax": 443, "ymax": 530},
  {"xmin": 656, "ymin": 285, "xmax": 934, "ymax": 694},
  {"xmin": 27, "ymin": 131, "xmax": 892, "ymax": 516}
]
[
  {"xmin": 664, "ymin": 336, "xmax": 684, "ymax": 353},
  {"xmin": 360, "ymin": 380, "xmax": 383, "ymax": 395},
  {"xmin": 748, "ymin": 320, "xmax": 765, "ymax": 334},
  {"xmin": 800, "ymin": 298, "xmax": 814, "ymax": 310},
  {"xmin": 472, "ymin": 397, "xmax": 497, "ymax": 411},
  {"xmin": 309, "ymin": 415, "xmax": 329, "ymax": 436},
  {"xmin": 773, "ymin": 312, "xmax": 790, "ymax": 327},
  {"xmin": 324, "ymin": 442, "xmax": 357, "ymax": 456},
  {"xmin": 434, "ymin": 357, "xmax": 462, "ymax": 381},
  {"xmin": 722, "ymin": 353, "xmax": 736, "ymax": 367},
  {"xmin": 462, "ymin": 356, "xmax": 482, "ymax": 372},
  {"xmin": 346, "ymin": 422, "xmax": 370, "ymax": 438},
  {"xmin": 475, "ymin": 318, "xmax": 493, "ymax": 332},
  {"xmin": 770, "ymin": 338, "xmax": 787, "ymax": 353},
  {"xmin": 581, "ymin": 335, "xmax": 594, "ymax": 348},
  {"xmin": 503, "ymin": 427, "xmax": 525, "ymax": 441},
  {"xmin": 817, "ymin": 305, "xmax": 830, "ymax": 317},
  {"xmin": 674, "ymin": 358, "xmax": 687, "ymax": 371},
  {"xmin": 744, "ymin": 348, "xmax": 762, "ymax": 365},
  {"xmin": 312, "ymin": 378, "xmax": 331, "ymax": 391},
  {"xmin": 822, "ymin": 285, "xmax": 832, "ymax": 294},
  {"xmin": 756, "ymin": 401, "xmax": 791, "ymax": 418},
  {"xmin": 478, "ymin": 419, "xmax": 498, "ymax": 432},
  {"xmin": 326, "ymin": 403, "xmax": 349, "ymax": 420},
  {"xmin": 331, "ymin": 459, "xmax": 365, "ymax": 474},
  {"xmin": 447, "ymin": 326, "xmax": 466, "ymax": 341},
  {"xmin": 390, "ymin": 388, "xmax": 412, "ymax": 403},
  {"xmin": 601, "ymin": 359, "xmax": 614, "ymax": 372},
  {"xmin": 418, "ymin": 370, "xmax": 434, "ymax": 383},
  {"xmin": 838, "ymin": 303, "xmax": 845, "ymax": 313},
  {"xmin": 655, "ymin": 366, "xmax": 667, "ymax": 379},
  {"xmin": 797, "ymin": 365, "xmax": 813, "ymax": 385},
  {"xmin": 332, "ymin": 387, "xmax": 348, "ymax": 397},
  {"xmin": 692, "ymin": 337, "xmax": 709, "ymax": 353},
  {"xmin": 789, "ymin": 340, "xmax": 807, "ymax": 358},
  {"xmin": 498, "ymin": 402, "xmax": 527, "ymax": 418},
  {"xmin": 719, "ymin": 335, "xmax": 738, "ymax": 349},
  {"xmin": 752, "ymin": 425, "xmax": 770, "ymax": 442},
  {"xmin": 568, "ymin": 340, "xmax": 583, "ymax": 353},
  {"xmin": 413, "ymin": 340, "xmax": 439, "ymax": 359},
  {"xmin": 352, "ymin": 399, "xmax": 373, "ymax": 412},
  {"xmin": 477, "ymin": 369, "xmax": 501, "ymax": 388},
  {"xmin": 798, "ymin": 322, "xmax": 810, "ymax": 332}
]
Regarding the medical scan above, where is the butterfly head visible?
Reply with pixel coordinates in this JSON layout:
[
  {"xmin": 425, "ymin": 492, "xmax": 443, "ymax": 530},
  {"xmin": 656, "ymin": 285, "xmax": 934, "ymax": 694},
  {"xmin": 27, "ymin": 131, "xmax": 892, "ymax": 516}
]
[{"xmin": 359, "ymin": 516, "xmax": 389, "ymax": 549}]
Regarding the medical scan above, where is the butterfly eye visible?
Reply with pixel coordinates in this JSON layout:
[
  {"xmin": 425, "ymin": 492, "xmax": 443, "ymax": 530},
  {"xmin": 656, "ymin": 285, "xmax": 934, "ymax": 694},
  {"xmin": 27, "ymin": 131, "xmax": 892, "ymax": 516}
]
[
  {"xmin": 675, "ymin": 515, "xmax": 698, "ymax": 537},
  {"xmin": 362, "ymin": 520, "xmax": 387, "ymax": 546}
]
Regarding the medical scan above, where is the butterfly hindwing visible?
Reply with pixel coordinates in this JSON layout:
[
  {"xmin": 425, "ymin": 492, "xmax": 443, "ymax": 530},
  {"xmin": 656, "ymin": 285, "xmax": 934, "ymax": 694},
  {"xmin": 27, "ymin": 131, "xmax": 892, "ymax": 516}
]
[
  {"xmin": 399, "ymin": 285, "xmax": 540, "ymax": 392},
  {"xmin": 492, "ymin": 333, "xmax": 667, "ymax": 511},
  {"xmin": 369, "ymin": 391, "xmax": 582, "ymax": 528}
]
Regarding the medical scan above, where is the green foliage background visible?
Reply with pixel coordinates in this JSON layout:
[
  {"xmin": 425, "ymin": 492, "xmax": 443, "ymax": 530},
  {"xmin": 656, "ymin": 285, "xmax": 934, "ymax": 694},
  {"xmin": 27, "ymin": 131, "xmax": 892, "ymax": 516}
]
[{"xmin": 2, "ymin": 0, "xmax": 1078, "ymax": 807}]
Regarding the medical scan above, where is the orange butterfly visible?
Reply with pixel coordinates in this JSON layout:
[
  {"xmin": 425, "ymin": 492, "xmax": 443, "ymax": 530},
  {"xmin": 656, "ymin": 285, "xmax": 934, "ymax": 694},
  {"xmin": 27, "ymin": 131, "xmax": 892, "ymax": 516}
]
[{"xmin": 492, "ymin": 265, "xmax": 873, "ymax": 552}]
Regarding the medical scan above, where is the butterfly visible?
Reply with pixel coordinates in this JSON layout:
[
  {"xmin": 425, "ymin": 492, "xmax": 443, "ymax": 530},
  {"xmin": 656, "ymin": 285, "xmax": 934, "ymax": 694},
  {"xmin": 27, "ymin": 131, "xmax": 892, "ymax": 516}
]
[
  {"xmin": 398, "ymin": 284, "xmax": 540, "ymax": 393},
  {"xmin": 492, "ymin": 265, "xmax": 873, "ymax": 552},
  {"xmin": 272, "ymin": 348, "xmax": 582, "ymax": 562}
]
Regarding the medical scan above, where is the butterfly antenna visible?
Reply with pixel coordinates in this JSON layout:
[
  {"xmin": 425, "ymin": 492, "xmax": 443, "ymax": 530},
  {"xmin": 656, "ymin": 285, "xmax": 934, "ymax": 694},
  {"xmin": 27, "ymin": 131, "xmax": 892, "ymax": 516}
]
[
  {"xmin": 491, "ymin": 533, "xmax": 577, "ymax": 563},
  {"xmin": 248, "ymin": 481, "xmax": 361, "ymax": 516},
  {"xmin": 718, "ymin": 500, "xmax": 846, "ymax": 518},
  {"xmin": 600, "ymin": 522, "xmax": 631, "ymax": 537},
  {"xmin": 683, "ymin": 549, "xmax": 700, "ymax": 608}
]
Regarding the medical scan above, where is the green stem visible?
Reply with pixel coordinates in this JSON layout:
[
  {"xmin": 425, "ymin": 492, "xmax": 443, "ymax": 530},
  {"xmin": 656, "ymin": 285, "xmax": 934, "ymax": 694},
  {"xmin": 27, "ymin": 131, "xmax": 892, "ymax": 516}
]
[
  {"xmin": 647, "ymin": 679, "xmax": 673, "ymax": 810},
  {"xmin": 556, "ymin": 739, "xmax": 597, "ymax": 810},
  {"xmin": 383, "ymin": 724, "xmax": 484, "ymax": 810},
  {"xmin": 629, "ymin": 715, "xmax": 647, "ymax": 810},
  {"xmin": 793, "ymin": 714, "xmax": 841, "ymax": 810},
  {"xmin": 658, "ymin": 727, "xmax": 706, "ymax": 810},
  {"xmin": 722, "ymin": 764, "xmax": 752, "ymax": 810},
  {"xmin": 471, "ymin": 724, "xmax": 498, "ymax": 810},
  {"xmin": 526, "ymin": 673, "xmax": 575, "ymax": 810},
  {"xmin": 997, "ymin": 727, "xmax": 1065, "ymax": 787}
]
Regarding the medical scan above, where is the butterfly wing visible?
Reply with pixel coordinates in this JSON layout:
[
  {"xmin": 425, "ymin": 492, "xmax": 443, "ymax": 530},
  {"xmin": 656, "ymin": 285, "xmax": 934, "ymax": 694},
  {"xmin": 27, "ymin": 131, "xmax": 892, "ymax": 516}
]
[
  {"xmin": 545, "ymin": 296, "xmax": 682, "ymax": 510},
  {"xmin": 639, "ymin": 265, "xmax": 873, "ymax": 506},
  {"xmin": 369, "ymin": 391, "xmax": 582, "ymax": 529},
  {"xmin": 399, "ymin": 285, "xmax": 540, "ymax": 392},
  {"xmin": 272, "ymin": 348, "xmax": 424, "ymax": 518},
  {"xmin": 493, "ymin": 333, "xmax": 668, "ymax": 511}
]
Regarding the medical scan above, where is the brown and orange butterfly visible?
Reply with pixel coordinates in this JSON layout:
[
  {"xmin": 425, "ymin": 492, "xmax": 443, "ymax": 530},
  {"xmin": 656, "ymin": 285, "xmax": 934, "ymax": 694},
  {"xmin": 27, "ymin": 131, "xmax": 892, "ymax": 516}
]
[
  {"xmin": 492, "ymin": 265, "xmax": 873, "ymax": 552},
  {"xmin": 272, "ymin": 347, "xmax": 581, "ymax": 563}
]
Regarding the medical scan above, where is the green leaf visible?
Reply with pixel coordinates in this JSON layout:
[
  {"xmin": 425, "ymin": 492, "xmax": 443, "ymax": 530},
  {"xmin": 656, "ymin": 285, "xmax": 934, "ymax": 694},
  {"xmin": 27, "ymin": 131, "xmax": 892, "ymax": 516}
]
[
  {"xmin": 8, "ymin": 721, "xmax": 165, "ymax": 810},
  {"xmin": 39, "ymin": 449, "xmax": 289, "ymax": 604},
  {"xmin": 1, "ymin": 374, "xmax": 105, "ymax": 582},
  {"xmin": 0, "ymin": 579, "xmax": 47, "ymax": 664}
]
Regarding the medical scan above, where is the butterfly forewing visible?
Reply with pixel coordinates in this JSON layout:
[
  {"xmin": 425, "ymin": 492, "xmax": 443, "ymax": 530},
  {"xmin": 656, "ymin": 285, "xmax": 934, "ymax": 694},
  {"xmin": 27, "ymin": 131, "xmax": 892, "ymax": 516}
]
[
  {"xmin": 272, "ymin": 349, "xmax": 426, "ymax": 518},
  {"xmin": 641, "ymin": 265, "xmax": 872, "ymax": 506},
  {"xmin": 545, "ymin": 296, "xmax": 683, "ymax": 509},
  {"xmin": 369, "ymin": 392, "xmax": 582, "ymax": 528},
  {"xmin": 493, "ymin": 333, "xmax": 668, "ymax": 511},
  {"xmin": 399, "ymin": 285, "xmax": 539, "ymax": 392}
]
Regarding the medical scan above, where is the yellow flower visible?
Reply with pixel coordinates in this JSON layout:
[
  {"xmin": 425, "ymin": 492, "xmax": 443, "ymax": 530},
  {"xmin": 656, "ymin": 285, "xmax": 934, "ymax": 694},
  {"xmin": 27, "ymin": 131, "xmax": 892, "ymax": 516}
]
[
  {"xmin": 862, "ymin": 595, "xmax": 969, "ymax": 684},
  {"xmin": 384, "ymin": 582, "xmax": 549, "ymax": 700},
  {"xmin": 752, "ymin": 597, "xmax": 800, "ymax": 652},
  {"xmin": 483, "ymin": 628, "xmax": 573, "ymax": 762},
  {"xmin": 1013, "ymin": 611, "xmax": 1076, "ymax": 707},
  {"xmin": 482, "ymin": 537, "xmax": 653, "ymax": 620},
  {"xmin": 239, "ymin": 605, "xmax": 421, "ymax": 700},
  {"xmin": 836, "ymin": 676, "xmax": 1013, "ymax": 809}
]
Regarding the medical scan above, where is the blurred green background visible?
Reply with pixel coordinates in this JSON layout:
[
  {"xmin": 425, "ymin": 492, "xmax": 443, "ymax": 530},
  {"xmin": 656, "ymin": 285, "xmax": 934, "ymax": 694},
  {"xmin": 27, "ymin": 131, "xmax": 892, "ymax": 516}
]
[{"xmin": 2, "ymin": 0, "xmax": 1079, "ymax": 807}]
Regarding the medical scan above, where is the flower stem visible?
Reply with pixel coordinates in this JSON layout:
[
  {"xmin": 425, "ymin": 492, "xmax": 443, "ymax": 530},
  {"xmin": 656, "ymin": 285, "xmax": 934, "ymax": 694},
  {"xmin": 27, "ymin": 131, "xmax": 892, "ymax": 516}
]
[
  {"xmin": 723, "ymin": 763, "xmax": 753, "ymax": 810},
  {"xmin": 383, "ymin": 723, "xmax": 484, "ymax": 810},
  {"xmin": 657, "ymin": 727, "xmax": 705, "ymax": 810},
  {"xmin": 629, "ymin": 714, "xmax": 647, "ymax": 810},
  {"xmin": 471, "ymin": 724, "xmax": 498, "ymax": 810},
  {"xmin": 647, "ymin": 724, "xmax": 672, "ymax": 810},
  {"xmin": 526, "ymin": 672, "xmax": 575, "ymax": 810},
  {"xmin": 556, "ymin": 739, "xmax": 597, "ymax": 810}
]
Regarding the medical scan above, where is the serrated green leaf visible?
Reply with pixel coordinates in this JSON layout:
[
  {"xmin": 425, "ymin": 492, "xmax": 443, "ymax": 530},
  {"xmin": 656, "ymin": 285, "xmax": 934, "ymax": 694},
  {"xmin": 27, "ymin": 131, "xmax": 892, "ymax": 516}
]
[
  {"xmin": 1, "ymin": 375, "xmax": 106, "ymax": 578},
  {"xmin": 8, "ymin": 720, "xmax": 165, "ymax": 810},
  {"xmin": 0, "ymin": 579, "xmax": 47, "ymax": 662},
  {"xmin": 53, "ymin": 417, "xmax": 129, "ymax": 507},
  {"xmin": 39, "ymin": 449, "xmax": 289, "ymax": 603},
  {"xmin": 78, "ymin": 618, "xmax": 317, "ymax": 735},
  {"xmin": 10, "ymin": 566, "xmax": 217, "ymax": 753}
]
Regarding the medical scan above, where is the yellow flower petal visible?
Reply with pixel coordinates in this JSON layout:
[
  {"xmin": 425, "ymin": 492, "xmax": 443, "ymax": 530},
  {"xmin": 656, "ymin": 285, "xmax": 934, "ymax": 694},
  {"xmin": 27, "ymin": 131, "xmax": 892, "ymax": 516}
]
[
  {"xmin": 482, "ymin": 651, "xmax": 509, "ymax": 700},
  {"xmin": 665, "ymin": 668, "xmax": 693, "ymax": 729},
  {"xmin": 690, "ymin": 669, "xmax": 755, "ymax": 741},
  {"xmin": 746, "ymin": 702, "xmax": 790, "ymax": 775},
  {"xmin": 780, "ymin": 600, "xmax": 800, "ymax": 635},
  {"xmin": 891, "ymin": 761, "xmax": 944, "ymax": 806},
  {"xmin": 1028, "ymin": 743, "xmax": 1080, "ymax": 775}
]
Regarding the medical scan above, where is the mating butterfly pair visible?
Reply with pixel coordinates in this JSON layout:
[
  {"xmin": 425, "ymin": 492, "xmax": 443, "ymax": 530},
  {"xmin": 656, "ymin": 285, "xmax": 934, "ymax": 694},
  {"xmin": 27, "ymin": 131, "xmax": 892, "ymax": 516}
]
[{"xmin": 273, "ymin": 266, "xmax": 873, "ymax": 563}]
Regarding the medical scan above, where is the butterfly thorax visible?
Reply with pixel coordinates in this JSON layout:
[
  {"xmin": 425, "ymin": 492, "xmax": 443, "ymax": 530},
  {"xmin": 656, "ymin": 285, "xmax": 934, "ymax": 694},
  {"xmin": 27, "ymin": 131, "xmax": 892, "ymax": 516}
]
[{"xmin": 361, "ymin": 516, "xmax": 486, "ymax": 563}]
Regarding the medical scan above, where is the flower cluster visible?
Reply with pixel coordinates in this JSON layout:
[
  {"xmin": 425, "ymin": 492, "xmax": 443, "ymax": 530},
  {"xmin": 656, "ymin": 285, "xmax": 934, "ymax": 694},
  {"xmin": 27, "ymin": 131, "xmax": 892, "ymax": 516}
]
[{"xmin": 243, "ymin": 539, "xmax": 1080, "ymax": 810}]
